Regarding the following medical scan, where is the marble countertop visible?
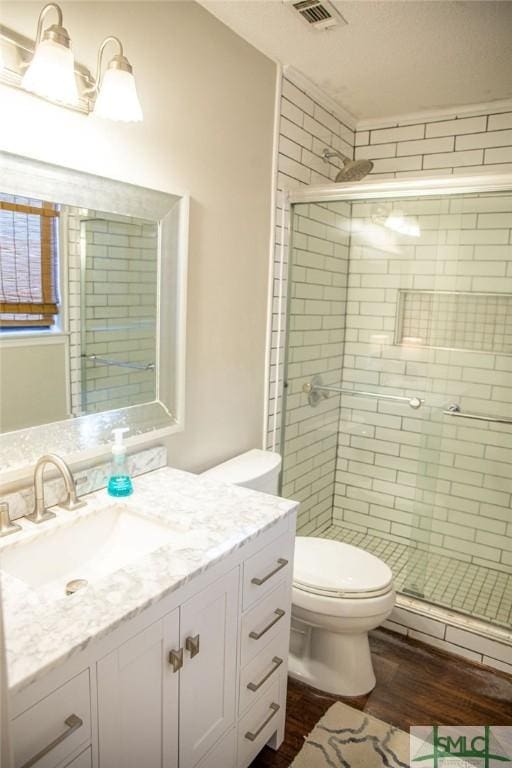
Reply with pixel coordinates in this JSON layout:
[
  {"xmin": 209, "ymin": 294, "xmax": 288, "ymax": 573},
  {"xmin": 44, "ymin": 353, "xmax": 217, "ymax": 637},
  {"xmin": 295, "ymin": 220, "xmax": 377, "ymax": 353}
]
[{"xmin": 0, "ymin": 467, "xmax": 298, "ymax": 694}]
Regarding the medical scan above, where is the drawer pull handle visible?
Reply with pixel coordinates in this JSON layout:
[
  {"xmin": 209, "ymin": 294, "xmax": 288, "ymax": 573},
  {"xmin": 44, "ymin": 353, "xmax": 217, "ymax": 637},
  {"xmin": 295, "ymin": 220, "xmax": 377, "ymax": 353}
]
[
  {"xmin": 251, "ymin": 558, "xmax": 288, "ymax": 586},
  {"xmin": 247, "ymin": 656, "xmax": 283, "ymax": 692},
  {"xmin": 249, "ymin": 609, "xmax": 285, "ymax": 640},
  {"xmin": 169, "ymin": 647, "xmax": 184, "ymax": 672},
  {"xmin": 244, "ymin": 702, "xmax": 280, "ymax": 742},
  {"xmin": 20, "ymin": 714, "xmax": 83, "ymax": 768},
  {"xmin": 185, "ymin": 634, "xmax": 200, "ymax": 659}
]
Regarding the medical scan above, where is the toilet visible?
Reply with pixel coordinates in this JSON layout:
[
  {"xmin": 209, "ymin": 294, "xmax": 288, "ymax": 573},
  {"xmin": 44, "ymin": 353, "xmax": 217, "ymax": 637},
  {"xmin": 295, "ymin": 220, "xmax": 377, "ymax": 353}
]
[
  {"xmin": 202, "ymin": 450, "xmax": 395, "ymax": 698},
  {"xmin": 290, "ymin": 537, "xmax": 394, "ymax": 696}
]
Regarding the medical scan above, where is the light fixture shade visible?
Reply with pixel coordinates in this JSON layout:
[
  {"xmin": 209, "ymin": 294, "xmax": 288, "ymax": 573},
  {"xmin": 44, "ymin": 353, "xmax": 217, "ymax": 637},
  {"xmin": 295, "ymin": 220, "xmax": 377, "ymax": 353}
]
[
  {"xmin": 93, "ymin": 67, "xmax": 143, "ymax": 122},
  {"xmin": 22, "ymin": 37, "xmax": 79, "ymax": 105}
]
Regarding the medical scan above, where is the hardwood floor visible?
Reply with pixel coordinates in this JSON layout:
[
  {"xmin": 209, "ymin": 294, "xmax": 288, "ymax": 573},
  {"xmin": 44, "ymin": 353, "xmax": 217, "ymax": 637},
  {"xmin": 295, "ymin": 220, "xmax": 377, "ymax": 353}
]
[{"xmin": 250, "ymin": 628, "xmax": 512, "ymax": 768}]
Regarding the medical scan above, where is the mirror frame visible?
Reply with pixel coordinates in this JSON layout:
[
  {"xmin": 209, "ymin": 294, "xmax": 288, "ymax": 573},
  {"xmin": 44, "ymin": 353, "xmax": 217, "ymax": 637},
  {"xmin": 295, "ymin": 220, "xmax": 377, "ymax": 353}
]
[{"xmin": 0, "ymin": 151, "xmax": 189, "ymax": 483}]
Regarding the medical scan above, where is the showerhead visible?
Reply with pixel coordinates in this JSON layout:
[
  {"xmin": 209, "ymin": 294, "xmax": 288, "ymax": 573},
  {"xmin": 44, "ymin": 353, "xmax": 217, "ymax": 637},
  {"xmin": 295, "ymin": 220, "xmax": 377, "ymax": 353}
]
[
  {"xmin": 334, "ymin": 158, "xmax": 374, "ymax": 182},
  {"xmin": 322, "ymin": 148, "xmax": 374, "ymax": 182}
]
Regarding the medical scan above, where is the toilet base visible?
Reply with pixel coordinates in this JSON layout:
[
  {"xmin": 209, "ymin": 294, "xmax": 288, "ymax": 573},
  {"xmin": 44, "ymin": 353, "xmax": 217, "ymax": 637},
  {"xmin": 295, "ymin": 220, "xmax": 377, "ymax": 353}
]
[{"xmin": 289, "ymin": 622, "xmax": 377, "ymax": 697}]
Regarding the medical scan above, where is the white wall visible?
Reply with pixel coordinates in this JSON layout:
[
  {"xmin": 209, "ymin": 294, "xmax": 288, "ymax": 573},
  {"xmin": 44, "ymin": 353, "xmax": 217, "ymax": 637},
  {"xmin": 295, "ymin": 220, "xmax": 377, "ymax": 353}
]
[
  {"xmin": 0, "ymin": 341, "xmax": 69, "ymax": 431},
  {"xmin": 0, "ymin": 1, "xmax": 277, "ymax": 471}
]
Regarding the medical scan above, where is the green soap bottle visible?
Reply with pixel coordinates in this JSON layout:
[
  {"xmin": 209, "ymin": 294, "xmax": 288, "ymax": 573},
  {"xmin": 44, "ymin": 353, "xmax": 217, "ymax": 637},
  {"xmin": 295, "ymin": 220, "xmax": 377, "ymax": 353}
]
[{"xmin": 107, "ymin": 427, "xmax": 133, "ymax": 497}]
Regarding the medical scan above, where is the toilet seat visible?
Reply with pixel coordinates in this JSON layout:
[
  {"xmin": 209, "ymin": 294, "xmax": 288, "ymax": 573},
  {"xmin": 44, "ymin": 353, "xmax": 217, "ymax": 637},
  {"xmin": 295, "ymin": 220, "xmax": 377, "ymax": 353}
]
[{"xmin": 293, "ymin": 537, "xmax": 393, "ymax": 600}]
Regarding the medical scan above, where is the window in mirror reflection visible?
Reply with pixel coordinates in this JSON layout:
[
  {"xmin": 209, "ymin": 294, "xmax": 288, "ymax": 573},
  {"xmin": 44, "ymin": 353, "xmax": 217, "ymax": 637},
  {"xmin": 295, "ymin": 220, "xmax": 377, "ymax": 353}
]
[
  {"xmin": 0, "ymin": 194, "xmax": 60, "ymax": 331},
  {"xmin": 0, "ymin": 195, "xmax": 159, "ymax": 432}
]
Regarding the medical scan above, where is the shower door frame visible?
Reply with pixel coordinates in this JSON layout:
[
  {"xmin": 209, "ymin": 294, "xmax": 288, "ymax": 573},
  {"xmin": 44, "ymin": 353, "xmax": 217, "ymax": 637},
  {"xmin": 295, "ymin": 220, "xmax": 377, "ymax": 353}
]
[
  {"xmin": 278, "ymin": 171, "xmax": 512, "ymax": 647},
  {"xmin": 288, "ymin": 173, "xmax": 512, "ymax": 206}
]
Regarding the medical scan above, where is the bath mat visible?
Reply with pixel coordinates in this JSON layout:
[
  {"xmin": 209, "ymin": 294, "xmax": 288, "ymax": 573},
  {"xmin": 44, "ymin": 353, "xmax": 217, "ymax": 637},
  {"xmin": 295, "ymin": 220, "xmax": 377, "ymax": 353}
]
[{"xmin": 291, "ymin": 701, "xmax": 410, "ymax": 767}]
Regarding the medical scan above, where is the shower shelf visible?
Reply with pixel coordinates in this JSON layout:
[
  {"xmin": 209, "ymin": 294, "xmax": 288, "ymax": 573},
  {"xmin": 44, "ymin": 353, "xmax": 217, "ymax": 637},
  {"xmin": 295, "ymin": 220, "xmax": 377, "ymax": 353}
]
[
  {"xmin": 443, "ymin": 403, "xmax": 512, "ymax": 425},
  {"xmin": 302, "ymin": 376, "xmax": 423, "ymax": 410}
]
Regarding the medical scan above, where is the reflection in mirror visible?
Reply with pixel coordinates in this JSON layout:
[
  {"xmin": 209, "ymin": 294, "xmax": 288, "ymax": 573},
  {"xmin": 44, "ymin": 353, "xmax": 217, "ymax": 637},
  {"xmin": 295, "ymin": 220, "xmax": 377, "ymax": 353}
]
[{"xmin": 0, "ymin": 194, "xmax": 158, "ymax": 432}]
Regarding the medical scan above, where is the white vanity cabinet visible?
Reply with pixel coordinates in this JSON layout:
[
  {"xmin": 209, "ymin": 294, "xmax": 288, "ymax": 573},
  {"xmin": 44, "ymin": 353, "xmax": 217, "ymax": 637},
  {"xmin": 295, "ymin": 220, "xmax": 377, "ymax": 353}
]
[
  {"xmin": 9, "ymin": 516, "xmax": 295, "ymax": 768},
  {"xmin": 96, "ymin": 569, "xmax": 238, "ymax": 768}
]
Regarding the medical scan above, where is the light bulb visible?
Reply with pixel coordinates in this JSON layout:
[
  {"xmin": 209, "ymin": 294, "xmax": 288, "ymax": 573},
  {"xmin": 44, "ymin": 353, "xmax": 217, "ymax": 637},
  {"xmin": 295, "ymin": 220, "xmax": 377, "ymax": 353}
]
[
  {"xmin": 93, "ymin": 66, "xmax": 143, "ymax": 122},
  {"xmin": 22, "ymin": 37, "xmax": 78, "ymax": 105}
]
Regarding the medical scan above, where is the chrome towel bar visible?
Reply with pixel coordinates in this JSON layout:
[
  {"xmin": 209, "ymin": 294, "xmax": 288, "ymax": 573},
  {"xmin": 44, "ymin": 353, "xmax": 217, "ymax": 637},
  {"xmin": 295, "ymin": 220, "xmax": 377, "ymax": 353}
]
[
  {"xmin": 83, "ymin": 354, "xmax": 155, "ymax": 371},
  {"xmin": 443, "ymin": 403, "xmax": 512, "ymax": 425},
  {"xmin": 303, "ymin": 375, "xmax": 423, "ymax": 410}
]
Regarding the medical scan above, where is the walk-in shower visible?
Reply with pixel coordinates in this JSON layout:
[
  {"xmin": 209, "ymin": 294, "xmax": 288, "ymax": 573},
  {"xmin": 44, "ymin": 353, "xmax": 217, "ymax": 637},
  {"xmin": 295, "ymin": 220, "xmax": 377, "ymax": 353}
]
[{"xmin": 280, "ymin": 175, "xmax": 512, "ymax": 636}]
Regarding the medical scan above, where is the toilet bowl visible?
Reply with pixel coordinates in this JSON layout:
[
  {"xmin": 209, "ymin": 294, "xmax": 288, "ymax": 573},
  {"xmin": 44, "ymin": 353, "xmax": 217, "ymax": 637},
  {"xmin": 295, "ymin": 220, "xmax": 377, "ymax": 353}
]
[
  {"xmin": 289, "ymin": 537, "xmax": 395, "ymax": 696},
  {"xmin": 202, "ymin": 452, "xmax": 394, "ymax": 697}
]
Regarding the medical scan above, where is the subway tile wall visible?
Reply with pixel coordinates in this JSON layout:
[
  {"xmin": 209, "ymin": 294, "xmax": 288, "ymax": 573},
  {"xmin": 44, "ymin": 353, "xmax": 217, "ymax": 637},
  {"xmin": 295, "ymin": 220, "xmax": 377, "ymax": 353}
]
[
  {"xmin": 271, "ymin": 78, "xmax": 512, "ymax": 601},
  {"xmin": 334, "ymin": 192, "xmax": 512, "ymax": 582},
  {"xmin": 356, "ymin": 111, "xmax": 512, "ymax": 178},
  {"xmin": 267, "ymin": 77, "xmax": 355, "ymax": 453},
  {"xmin": 281, "ymin": 201, "xmax": 350, "ymax": 533},
  {"xmin": 66, "ymin": 211, "xmax": 158, "ymax": 416}
]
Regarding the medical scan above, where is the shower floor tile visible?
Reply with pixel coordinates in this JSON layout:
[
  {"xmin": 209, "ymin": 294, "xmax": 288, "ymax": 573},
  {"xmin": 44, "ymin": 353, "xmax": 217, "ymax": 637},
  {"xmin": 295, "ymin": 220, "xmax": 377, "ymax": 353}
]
[{"xmin": 318, "ymin": 524, "xmax": 512, "ymax": 630}]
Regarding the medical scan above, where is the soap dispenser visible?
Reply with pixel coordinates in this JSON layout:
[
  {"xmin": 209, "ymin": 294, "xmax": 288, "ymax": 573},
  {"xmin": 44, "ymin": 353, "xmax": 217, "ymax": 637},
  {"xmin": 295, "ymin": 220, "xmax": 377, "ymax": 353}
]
[{"xmin": 107, "ymin": 428, "xmax": 133, "ymax": 497}]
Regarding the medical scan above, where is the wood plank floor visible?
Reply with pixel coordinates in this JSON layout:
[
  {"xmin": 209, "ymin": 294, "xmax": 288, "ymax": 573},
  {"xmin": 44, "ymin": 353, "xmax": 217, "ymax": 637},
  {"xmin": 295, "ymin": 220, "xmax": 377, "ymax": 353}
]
[{"xmin": 250, "ymin": 628, "xmax": 512, "ymax": 768}]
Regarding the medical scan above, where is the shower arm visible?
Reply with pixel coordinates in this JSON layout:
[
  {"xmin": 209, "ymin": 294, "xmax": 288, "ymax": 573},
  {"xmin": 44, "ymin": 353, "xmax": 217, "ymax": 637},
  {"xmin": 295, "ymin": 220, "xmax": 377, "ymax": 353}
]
[{"xmin": 322, "ymin": 148, "xmax": 351, "ymax": 164}]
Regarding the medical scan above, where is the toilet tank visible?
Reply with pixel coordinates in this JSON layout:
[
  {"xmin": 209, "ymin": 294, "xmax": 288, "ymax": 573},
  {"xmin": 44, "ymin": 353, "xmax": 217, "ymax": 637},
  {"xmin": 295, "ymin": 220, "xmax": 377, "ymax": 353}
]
[{"xmin": 201, "ymin": 449, "xmax": 281, "ymax": 495}]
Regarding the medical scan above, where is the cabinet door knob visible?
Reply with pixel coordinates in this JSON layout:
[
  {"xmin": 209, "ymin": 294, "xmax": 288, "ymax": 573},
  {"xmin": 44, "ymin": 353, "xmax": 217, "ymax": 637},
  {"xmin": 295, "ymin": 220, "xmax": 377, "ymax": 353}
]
[
  {"xmin": 185, "ymin": 634, "xmax": 200, "ymax": 659},
  {"xmin": 169, "ymin": 647, "xmax": 183, "ymax": 672}
]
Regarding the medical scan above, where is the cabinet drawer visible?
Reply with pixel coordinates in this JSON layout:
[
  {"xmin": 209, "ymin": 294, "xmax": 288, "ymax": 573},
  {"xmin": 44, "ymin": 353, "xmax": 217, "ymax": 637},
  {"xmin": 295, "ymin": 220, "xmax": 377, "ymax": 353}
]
[
  {"xmin": 64, "ymin": 747, "xmax": 92, "ymax": 768},
  {"xmin": 237, "ymin": 679, "xmax": 282, "ymax": 768},
  {"xmin": 243, "ymin": 533, "xmax": 291, "ymax": 610},
  {"xmin": 239, "ymin": 632, "xmax": 288, "ymax": 715},
  {"xmin": 241, "ymin": 581, "xmax": 289, "ymax": 667},
  {"xmin": 12, "ymin": 670, "xmax": 91, "ymax": 768}
]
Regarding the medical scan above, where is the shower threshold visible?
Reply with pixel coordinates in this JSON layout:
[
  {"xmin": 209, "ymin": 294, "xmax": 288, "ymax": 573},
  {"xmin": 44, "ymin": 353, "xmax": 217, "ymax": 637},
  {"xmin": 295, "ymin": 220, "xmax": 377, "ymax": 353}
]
[{"xmin": 317, "ymin": 525, "xmax": 512, "ymax": 631}]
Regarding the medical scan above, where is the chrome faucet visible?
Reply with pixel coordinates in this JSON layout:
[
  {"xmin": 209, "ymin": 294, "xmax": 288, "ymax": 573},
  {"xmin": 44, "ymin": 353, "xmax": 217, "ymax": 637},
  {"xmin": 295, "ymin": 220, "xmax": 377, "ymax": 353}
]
[
  {"xmin": 26, "ymin": 454, "xmax": 86, "ymax": 524},
  {"xmin": 0, "ymin": 501, "xmax": 21, "ymax": 538}
]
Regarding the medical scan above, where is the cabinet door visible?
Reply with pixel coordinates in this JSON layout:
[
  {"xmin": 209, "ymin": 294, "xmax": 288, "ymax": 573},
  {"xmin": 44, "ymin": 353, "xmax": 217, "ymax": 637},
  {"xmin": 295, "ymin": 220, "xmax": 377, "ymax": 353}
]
[
  {"xmin": 179, "ymin": 569, "xmax": 239, "ymax": 768},
  {"xmin": 97, "ymin": 610, "xmax": 180, "ymax": 768}
]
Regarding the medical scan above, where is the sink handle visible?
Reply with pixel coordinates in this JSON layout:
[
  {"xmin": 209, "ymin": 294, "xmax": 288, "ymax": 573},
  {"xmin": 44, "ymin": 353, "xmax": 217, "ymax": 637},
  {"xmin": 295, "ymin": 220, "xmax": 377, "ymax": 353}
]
[{"xmin": 169, "ymin": 647, "xmax": 183, "ymax": 673}]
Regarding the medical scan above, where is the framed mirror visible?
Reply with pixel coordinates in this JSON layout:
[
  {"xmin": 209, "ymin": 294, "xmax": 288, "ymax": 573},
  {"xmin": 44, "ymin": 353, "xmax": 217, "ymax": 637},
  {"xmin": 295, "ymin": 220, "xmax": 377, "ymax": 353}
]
[{"xmin": 0, "ymin": 151, "xmax": 188, "ymax": 481}]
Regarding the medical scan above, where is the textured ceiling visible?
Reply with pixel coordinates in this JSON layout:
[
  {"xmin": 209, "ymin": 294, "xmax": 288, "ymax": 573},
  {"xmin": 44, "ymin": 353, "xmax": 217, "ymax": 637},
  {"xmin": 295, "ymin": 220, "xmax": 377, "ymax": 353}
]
[{"xmin": 198, "ymin": 0, "xmax": 512, "ymax": 121}]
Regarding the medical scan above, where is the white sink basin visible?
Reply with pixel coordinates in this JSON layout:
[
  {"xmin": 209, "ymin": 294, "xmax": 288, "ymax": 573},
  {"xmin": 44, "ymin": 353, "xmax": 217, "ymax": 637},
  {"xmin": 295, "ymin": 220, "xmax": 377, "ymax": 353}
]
[{"xmin": 1, "ymin": 505, "xmax": 179, "ymax": 601}]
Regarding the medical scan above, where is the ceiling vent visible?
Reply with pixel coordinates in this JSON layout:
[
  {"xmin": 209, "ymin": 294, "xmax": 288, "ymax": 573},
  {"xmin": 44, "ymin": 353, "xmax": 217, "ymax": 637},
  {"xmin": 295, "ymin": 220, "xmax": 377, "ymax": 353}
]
[{"xmin": 285, "ymin": 0, "xmax": 347, "ymax": 30}]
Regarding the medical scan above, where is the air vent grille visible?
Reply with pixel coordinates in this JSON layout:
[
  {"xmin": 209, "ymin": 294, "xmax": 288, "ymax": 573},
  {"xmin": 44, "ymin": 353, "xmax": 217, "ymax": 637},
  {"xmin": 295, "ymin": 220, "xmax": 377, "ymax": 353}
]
[{"xmin": 286, "ymin": 0, "xmax": 347, "ymax": 29}]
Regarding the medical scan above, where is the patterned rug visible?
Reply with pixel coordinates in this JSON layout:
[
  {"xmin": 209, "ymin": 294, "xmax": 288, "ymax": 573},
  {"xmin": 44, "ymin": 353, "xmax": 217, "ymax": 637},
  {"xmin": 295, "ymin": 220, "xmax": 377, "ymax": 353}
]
[{"xmin": 291, "ymin": 701, "xmax": 410, "ymax": 767}]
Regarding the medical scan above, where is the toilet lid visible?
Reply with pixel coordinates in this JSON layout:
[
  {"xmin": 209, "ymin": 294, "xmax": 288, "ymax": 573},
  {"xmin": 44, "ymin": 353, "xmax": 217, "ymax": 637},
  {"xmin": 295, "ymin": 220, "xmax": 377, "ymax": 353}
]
[{"xmin": 293, "ymin": 537, "xmax": 393, "ymax": 599}]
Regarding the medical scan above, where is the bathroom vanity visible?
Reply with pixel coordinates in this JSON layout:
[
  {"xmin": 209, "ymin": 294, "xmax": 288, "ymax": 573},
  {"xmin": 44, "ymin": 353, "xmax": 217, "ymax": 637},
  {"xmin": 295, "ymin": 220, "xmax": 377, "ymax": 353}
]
[{"xmin": 1, "ymin": 468, "xmax": 297, "ymax": 768}]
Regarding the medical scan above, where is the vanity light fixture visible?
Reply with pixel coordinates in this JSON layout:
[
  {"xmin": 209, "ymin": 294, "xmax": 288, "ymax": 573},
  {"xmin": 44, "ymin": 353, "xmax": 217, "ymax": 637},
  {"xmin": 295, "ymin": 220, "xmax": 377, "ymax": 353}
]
[
  {"xmin": 1, "ymin": 2, "xmax": 143, "ymax": 120},
  {"xmin": 90, "ymin": 36, "xmax": 143, "ymax": 122},
  {"xmin": 21, "ymin": 3, "xmax": 79, "ymax": 106}
]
